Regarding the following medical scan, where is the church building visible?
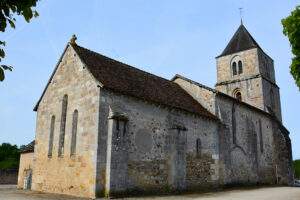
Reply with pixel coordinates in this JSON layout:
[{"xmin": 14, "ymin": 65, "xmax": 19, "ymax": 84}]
[{"xmin": 18, "ymin": 24, "xmax": 293, "ymax": 198}]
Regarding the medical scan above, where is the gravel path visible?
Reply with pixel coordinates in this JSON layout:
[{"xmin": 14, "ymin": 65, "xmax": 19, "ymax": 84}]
[
  {"xmin": 1, "ymin": 185, "xmax": 300, "ymax": 200},
  {"xmin": 127, "ymin": 187, "xmax": 300, "ymax": 200}
]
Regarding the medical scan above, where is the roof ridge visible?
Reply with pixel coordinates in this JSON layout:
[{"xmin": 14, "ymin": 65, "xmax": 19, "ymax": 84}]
[
  {"xmin": 172, "ymin": 74, "xmax": 216, "ymax": 92},
  {"xmin": 71, "ymin": 43, "xmax": 172, "ymax": 83}
]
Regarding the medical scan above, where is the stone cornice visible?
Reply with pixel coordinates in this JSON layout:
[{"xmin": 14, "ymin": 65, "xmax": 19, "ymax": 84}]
[{"xmin": 215, "ymin": 74, "xmax": 279, "ymax": 89}]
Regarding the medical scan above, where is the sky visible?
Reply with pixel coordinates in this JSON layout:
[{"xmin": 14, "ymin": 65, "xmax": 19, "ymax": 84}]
[{"xmin": 0, "ymin": 0, "xmax": 300, "ymax": 159}]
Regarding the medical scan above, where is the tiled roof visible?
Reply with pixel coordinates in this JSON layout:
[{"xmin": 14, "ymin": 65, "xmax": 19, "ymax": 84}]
[
  {"xmin": 217, "ymin": 24, "xmax": 261, "ymax": 58},
  {"xmin": 71, "ymin": 44, "xmax": 217, "ymax": 119},
  {"xmin": 21, "ymin": 141, "xmax": 34, "ymax": 153}
]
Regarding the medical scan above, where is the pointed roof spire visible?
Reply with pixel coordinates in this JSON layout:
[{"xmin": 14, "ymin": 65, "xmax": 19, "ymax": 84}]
[
  {"xmin": 239, "ymin": 8, "xmax": 243, "ymax": 25},
  {"xmin": 217, "ymin": 24, "xmax": 261, "ymax": 58}
]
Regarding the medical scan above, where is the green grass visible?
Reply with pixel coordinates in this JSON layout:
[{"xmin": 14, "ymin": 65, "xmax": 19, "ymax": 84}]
[{"xmin": 294, "ymin": 160, "xmax": 300, "ymax": 179}]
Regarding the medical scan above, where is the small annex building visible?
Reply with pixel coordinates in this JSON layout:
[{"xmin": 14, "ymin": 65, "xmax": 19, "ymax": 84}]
[{"xmin": 18, "ymin": 141, "xmax": 34, "ymax": 190}]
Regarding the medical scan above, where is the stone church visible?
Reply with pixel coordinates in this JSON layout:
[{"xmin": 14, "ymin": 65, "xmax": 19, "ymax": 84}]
[{"xmin": 18, "ymin": 24, "xmax": 293, "ymax": 198}]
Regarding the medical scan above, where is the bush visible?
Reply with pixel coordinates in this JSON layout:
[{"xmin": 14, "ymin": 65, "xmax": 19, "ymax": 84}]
[
  {"xmin": 0, "ymin": 143, "xmax": 20, "ymax": 169},
  {"xmin": 294, "ymin": 160, "xmax": 300, "ymax": 179}
]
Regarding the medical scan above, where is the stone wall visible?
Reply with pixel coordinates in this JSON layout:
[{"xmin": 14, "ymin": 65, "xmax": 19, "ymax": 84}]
[
  {"xmin": 216, "ymin": 48, "xmax": 266, "ymax": 112},
  {"xmin": 32, "ymin": 45, "xmax": 100, "ymax": 198},
  {"xmin": 173, "ymin": 77, "xmax": 215, "ymax": 113},
  {"xmin": 272, "ymin": 123, "xmax": 294, "ymax": 185},
  {"xmin": 18, "ymin": 152, "xmax": 34, "ymax": 188},
  {"xmin": 0, "ymin": 169, "xmax": 18, "ymax": 184},
  {"xmin": 215, "ymin": 48, "xmax": 282, "ymax": 121},
  {"xmin": 261, "ymin": 78, "xmax": 282, "ymax": 121},
  {"xmin": 97, "ymin": 89, "xmax": 220, "ymax": 197},
  {"xmin": 257, "ymin": 49, "xmax": 275, "ymax": 83},
  {"xmin": 216, "ymin": 95, "xmax": 277, "ymax": 185},
  {"xmin": 257, "ymin": 48, "xmax": 282, "ymax": 121},
  {"xmin": 174, "ymin": 76, "xmax": 293, "ymax": 186},
  {"xmin": 216, "ymin": 48, "xmax": 259, "ymax": 84},
  {"xmin": 217, "ymin": 77, "xmax": 264, "ymax": 111}
]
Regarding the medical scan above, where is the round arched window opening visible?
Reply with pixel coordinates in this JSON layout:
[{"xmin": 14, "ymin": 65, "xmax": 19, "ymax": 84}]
[
  {"xmin": 232, "ymin": 62, "xmax": 237, "ymax": 76},
  {"xmin": 235, "ymin": 92, "xmax": 242, "ymax": 101},
  {"xmin": 233, "ymin": 89, "xmax": 242, "ymax": 101},
  {"xmin": 238, "ymin": 60, "xmax": 243, "ymax": 74},
  {"xmin": 230, "ymin": 55, "xmax": 242, "ymax": 77}
]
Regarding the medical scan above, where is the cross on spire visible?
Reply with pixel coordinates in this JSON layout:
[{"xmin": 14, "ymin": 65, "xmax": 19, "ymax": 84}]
[{"xmin": 239, "ymin": 7, "xmax": 243, "ymax": 25}]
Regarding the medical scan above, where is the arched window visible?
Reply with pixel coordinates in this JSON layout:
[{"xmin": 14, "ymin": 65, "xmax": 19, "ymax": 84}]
[
  {"xmin": 232, "ymin": 62, "xmax": 237, "ymax": 76},
  {"xmin": 196, "ymin": 138, "xmax": 201, "ymax": 157},
  {"xmin": 58, "ymin": 95, "xmax": 68, "ymax": 157},
  {"xmin": 238, "ymin": 60, "xmax": 243, "ymax": 74},
  {"xmin": 48, "ymin": 115, "xmax": 55, "ymax": 157},
  {"xmin": 70, "ymin": 110, "xmax": 78, "ymax": 156},
  {"xmin": 235, "ymin": 92, "xmax": 242, "ymax": 101},
  {"xmin": 233, "ymin": 89, "xmax": 242, "ymax": 101}
]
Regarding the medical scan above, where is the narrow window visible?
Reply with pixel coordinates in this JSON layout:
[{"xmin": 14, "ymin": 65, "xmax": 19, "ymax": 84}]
[
  {"xmin": 232, "ymin": 103, "xmax": 237, "ymax": 145},
  {"xmin": 58, "ymin": 95, "xmax": 68, "ymax": 157},
  {"xmin": 232, "ymin": 62, "xmax": 237, "ymax": 76},
  {"xmin": 259, "ymin": 119, "xmax": 264, "ymax": 153},
  {"xmin": 48, "ymin": 116, "xmax": 55, "ymax": 157},
  {"xmin": 238, "ymin": 60, "xmax": 243, "ymax": 74},
  {"xmin": 116, "ymin": 119, "xmax": 120, "ymax": 138},
  {"xmin": 265, "ymin": 60, "xmax": 270, "ymax": 78},
  {"xmin": 270, "ymin": 89, "xmax": 275, "ymax": 110},
  {"xmin": 70, "ymin": 110, "xmax": 78, "ymax": 156},
  {"xmin": 196, "ymin": 138, "xmax": 201, "ymax": 157}
]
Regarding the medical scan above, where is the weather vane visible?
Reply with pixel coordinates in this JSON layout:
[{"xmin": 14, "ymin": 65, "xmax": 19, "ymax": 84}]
[{"xmin": 239, "ymin": 7, "xmax": 243, "ymax": 25}]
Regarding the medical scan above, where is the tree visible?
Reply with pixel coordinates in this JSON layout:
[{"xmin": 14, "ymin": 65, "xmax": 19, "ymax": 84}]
[
  {"xmin": 294, "ymin": 159, "xmax": 300, "ymax": 179},
  {"xmin": 0, "ymin": 143, "xmax": 20, "ymax": 169},
  {"xmin": 0, "ymin": 0, "xmax": 40, "ymax": 81},
  {"xmin": 282, "ymin": 6, "xmax": 300, "ymax": 90}
]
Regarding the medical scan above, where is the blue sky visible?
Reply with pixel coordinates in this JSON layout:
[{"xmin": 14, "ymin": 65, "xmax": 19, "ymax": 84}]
[{"xmin": 0, "ymin": 0, "xmax": 300, "ymax": 159}]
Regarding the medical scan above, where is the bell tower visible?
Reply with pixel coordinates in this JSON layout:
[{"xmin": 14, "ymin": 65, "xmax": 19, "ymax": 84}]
[{"xmin": 215, "ymin": 24, "xmax": 282, "ymax": 121}]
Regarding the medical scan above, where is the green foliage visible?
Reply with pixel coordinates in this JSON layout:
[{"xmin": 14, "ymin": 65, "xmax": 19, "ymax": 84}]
[
  {"xmin": 0, "ymin": 0, "xmax": 40, "ymax": 81},
  {"xmin": 0, "ymin": 143, "xmax": 20, "ymax": 169},
  {"xmin": 282, "ymin": 6, "xmax": 300, "ymax": 90},
  {"xmin": 294, "ymin": 159, "xmax": 300, "ymax": 179}
]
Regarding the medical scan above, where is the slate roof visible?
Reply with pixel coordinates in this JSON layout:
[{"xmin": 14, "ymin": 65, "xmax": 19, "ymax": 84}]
[
  {"xmin": 217, "ymin": 24, "xmax": 261, "ymax": 58},
  {"xmin": 33, "ymin": 42, "xmax": 217, "ymax": 120},
  {"xmin": 71, "ymin": 44, "xmax": 216, "ymax": 119},
  {"xmin": 21, "ymin": 141, "xmax": 35, "ymax": 154}
]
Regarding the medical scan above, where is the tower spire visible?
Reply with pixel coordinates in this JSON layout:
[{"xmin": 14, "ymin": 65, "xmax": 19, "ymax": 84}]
[{"xmin": 239, "ymin": 8, "xmax": 243, "ymax": 25}]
